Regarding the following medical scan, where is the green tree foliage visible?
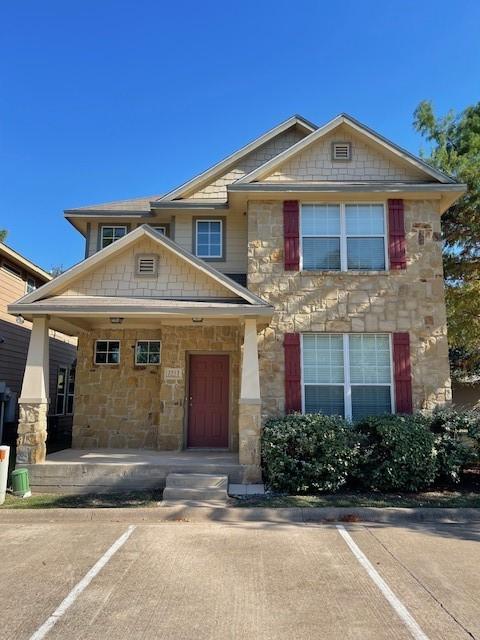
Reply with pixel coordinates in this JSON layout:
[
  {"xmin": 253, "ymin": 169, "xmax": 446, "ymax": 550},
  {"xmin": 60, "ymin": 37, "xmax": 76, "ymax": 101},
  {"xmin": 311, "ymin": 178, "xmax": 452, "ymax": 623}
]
[
  {"xmin": 0, "ymin": 229, "xmax": 7, "ymax": 242},
  {"xmin": 414, "ymin": 101, "xmax": 480, "ymax": 377}
]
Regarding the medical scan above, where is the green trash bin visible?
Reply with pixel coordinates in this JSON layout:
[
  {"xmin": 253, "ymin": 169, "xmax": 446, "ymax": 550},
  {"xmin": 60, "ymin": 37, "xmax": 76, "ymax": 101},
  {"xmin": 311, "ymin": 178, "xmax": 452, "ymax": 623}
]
[{"xmin": 11, "ymin": 468, "xmax": 31, "ymax": 497}]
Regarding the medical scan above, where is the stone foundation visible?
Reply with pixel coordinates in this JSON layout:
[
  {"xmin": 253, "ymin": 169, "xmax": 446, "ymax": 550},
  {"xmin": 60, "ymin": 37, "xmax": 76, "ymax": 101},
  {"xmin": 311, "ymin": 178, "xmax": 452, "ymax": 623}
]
[
  {"xmin": 16, "ymin": 402, "xmax": 48, "ymax": 464},
  {"xmin": 247, "ymin": 199, "xmax": 452, "ymax": 418},
  {"xmin": 72, "ymin": 326, "xmax": 241, "ymax": 451}
]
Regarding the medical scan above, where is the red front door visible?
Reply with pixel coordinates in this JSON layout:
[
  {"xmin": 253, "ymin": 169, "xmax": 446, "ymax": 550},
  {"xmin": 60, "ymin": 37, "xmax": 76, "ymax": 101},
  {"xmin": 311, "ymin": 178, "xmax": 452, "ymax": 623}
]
[{"xmin": 187, "ymin": 355, "xmax": 229, "ymax": 448}]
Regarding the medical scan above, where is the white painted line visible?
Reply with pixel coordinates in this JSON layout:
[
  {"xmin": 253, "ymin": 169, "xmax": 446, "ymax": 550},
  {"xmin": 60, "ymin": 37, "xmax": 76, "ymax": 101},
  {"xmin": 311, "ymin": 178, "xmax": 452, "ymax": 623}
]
[
  {"xmin": 336, "ymin": 525, "xmax": 429, "ymax": 640},
  {"xmin": 30, "ymin": 525, "xmax": 136, "ymax": 640}
]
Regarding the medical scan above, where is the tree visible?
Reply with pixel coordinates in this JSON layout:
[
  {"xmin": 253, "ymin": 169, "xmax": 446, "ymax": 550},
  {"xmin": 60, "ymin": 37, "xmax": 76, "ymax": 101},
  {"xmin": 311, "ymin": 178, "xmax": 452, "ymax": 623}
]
[
  {"xmin": 50, "ymin": 265, "xmax": 65, "ymax": 277},
  {"xmin": 0, "ymin": 229, "xmax": 7, "ymax": 242},
  {"xmin": 414, "ymin": 101, "xmax": 480, "ymax": 378}
]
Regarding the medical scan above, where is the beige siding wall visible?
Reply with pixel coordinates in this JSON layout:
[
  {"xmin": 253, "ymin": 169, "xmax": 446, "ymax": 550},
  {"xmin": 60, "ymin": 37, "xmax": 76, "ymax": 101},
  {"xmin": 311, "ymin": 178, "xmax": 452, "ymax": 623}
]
[
  {"xmin": 264, "ymin": 125, "xmax": 428, "ymax": 182},
  {"xmin": 73, "ymin": 326, "xmax": 240, "ymax": 450},
  {"xmin": 62, "ymin": 237, "xmax": 236, "ymax": 298},
  {"xmin": 188, "ymin": 127, "xmax": 306, "ymax": 200},
  {"xmin": 247, "ymin": 198, "xmax": 451, "ymax": 418}
]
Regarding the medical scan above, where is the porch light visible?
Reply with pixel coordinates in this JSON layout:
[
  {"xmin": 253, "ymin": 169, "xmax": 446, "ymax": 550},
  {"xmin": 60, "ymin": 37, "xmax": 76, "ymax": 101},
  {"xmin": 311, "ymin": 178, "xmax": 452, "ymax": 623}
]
[
  {"xmin": 16, "ymin": 315, "xmax": 24, "ymax": 325},
  {"xmin": 110, "ymin": 317, "xmax": 124, "ymax": 324},
  {"xmin": 192, "ymin": 317, "xmax": 203, "ymax": 323}
]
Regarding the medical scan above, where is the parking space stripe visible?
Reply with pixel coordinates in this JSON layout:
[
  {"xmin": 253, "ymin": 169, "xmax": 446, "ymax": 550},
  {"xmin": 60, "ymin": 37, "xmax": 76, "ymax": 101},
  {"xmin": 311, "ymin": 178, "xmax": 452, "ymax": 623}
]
[
  {"xmin": 336, "ymin": 525, "xmax": 430, "ymax": 640},
  {"xmin": 29, "ymin": 525, "xmax": 136, "ymax": 640}
]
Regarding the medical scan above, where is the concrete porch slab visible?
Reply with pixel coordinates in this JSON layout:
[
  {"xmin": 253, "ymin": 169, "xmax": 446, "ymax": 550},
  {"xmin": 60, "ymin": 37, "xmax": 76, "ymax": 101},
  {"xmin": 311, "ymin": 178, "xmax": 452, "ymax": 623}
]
[{"xmin": 19, "ymin": 448, "xmax": 248, "ymax": 494}]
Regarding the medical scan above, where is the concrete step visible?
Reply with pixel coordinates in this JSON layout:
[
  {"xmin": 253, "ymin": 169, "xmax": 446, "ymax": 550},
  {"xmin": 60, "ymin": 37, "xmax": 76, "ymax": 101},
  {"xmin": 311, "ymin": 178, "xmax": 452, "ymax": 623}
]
[
  {"xmin": 162, "ymin": 473, "xmax": 229, "ymax": 507},
  {"xmin": 165, "ymin": 473, "xmax": 228, "ymax": 490}
]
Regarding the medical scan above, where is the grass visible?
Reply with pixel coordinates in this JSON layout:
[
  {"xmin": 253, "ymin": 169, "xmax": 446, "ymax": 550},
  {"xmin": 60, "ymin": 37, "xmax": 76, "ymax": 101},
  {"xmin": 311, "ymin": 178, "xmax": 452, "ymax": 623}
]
[
  {"xmin": 0, "ymin": 490, "xmax": 162, "ymax": 509},
  {"xmin": 234, "ymin": 490, "xmax": 480, "ymax": 509}
]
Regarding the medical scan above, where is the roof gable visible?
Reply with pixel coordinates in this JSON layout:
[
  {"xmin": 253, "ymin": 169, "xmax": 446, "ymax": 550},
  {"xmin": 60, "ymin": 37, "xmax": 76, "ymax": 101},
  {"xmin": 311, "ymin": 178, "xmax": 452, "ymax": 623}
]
[
  {"xmin": 237, "ymin": 114, "xmax": 455, "ymax": 185},
  {"xmin": 15, "ymin": 226, "xmax": 267, "ymax": 307},
  {"xmin": 157, "ymin": 115, "xmax": 317, "ymax": 202}
]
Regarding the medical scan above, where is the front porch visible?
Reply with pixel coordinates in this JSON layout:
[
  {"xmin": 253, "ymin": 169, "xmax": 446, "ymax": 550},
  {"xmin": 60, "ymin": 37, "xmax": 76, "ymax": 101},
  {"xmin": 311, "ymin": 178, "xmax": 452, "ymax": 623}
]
[{"xmin": 20, "ymin": 448, "xmax": 248, "ymax": 493}]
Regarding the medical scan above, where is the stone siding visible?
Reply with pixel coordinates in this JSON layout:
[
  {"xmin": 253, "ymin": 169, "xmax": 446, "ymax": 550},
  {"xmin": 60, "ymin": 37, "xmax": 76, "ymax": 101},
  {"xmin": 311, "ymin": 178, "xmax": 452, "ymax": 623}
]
[
  {"xmin": 72, "ymin": 326, "xmax": 241, "ymax": 450},
  {"xmin": 62, "ymin": 237, "xmax": 235, "ymax": 299},
  {"xmin": 265, "ymin": 126, "xmax": 427, "ymax": 182},
  {"xmin": 247, "ymin": 199, "xmax": 451, "ymax": 418}
]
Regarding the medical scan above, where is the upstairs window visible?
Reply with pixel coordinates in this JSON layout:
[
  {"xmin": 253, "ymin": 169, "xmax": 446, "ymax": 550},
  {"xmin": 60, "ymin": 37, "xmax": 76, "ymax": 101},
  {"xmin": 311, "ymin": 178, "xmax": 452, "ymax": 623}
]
[
  {"xmin": 26, "ymin": 276, "xmax": 37, "ymax": 293},
  {"xmin": 153, "ymin": 226, "xmax": 166, "ymax": 235},
  {"xmin": 195, "ymin": 219, "xmax": 223, "ymax": 259},
  {"xmin": 301, "ymin": 203, "xmax": 386, "ymax": 271},
  {"xmin": 101, "ymin": 225, "xmax": 127, "ymax": 248},
  {"xmin": 302, "ymin": 333, "xmax": 393, "ymax": 420}
]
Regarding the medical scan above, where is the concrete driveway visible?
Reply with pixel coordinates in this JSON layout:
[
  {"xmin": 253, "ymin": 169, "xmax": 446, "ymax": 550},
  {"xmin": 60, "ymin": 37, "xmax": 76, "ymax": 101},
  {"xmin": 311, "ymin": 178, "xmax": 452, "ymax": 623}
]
[{"xmin": 1, "ymin": 518, "xmax": 479, "ymax": 640}]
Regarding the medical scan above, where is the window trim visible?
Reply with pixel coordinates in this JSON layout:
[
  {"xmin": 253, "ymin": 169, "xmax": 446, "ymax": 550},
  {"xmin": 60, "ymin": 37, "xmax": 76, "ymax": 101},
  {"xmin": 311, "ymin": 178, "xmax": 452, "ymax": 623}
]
[
  {"xmin": 193, "ymin": 217, "xmax": 226, "ymax": 261},
  {"xmin": 135, "ymin": 340, "xmax": 162, "ymax": 365},
  {"xmin": 300, "ymin": 333, "xmax": 395, "ymax": 420},
  {"xmin": 99, "ymin": 225, "xmax": 128, "ymax": 249},
  {"xmin": 25, "ymin": 276, "xmax": 37, "ymax": 294},
  {"xmin": 300, "ymin": 202, "xmax": 388, "ymax": 272},
  {"xmin": 94, "ymin": 339, "xmax": 121, "ymax": 365}
]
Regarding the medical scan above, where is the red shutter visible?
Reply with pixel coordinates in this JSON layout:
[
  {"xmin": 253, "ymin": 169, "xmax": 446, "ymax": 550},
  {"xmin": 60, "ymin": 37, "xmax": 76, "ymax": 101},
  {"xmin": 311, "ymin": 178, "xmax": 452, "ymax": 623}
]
[
  {"xmin": 393, "ymin": 332, "xmax": 413, "ymax": 414},
  {"xmin": 283, "ymin": 200, "xmax": 300, "ymax": 271},
  {"xmin": 388, "ymin": 199, "xmax": 407, "ymax": 270},
  {"xmin": 284, "ymin": 333, "xmax": 301, "ymax": 413}
]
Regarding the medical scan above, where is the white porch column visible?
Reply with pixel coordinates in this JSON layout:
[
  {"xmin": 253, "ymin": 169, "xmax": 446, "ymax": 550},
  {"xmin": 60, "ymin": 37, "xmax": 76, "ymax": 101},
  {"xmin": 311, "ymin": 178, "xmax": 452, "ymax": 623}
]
[
  {"xmin": 239, "ymin": 318, "xmax": 262, "ymax": 481},
  {"xmin": 17, "ymin": 316, "xmax": 50, "ymax": 464}
]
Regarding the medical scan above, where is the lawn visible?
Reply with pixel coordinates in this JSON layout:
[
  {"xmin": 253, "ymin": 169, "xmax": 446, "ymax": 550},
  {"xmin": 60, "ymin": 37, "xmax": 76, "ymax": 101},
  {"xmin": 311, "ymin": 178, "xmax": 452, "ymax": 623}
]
[
  {"xmin": 234, "ymin": 491, "xmax": 480, "ymax": 509},
  {"xmin": 0, "ymin": 490, "xmax": 162, "ymax": 509}
]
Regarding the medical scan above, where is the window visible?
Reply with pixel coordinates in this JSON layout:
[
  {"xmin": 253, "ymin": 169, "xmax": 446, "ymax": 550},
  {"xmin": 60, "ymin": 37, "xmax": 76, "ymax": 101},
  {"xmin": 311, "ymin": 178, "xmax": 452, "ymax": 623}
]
[
  {"xmin": 332, "ymin": 142, "xmax": 351, "ymax": 161},
  {"xmin": 101, "ymin": 226, "xmax": 127, "ymax": 248},
  {"xmin": 94, "ymin": 340, "xmax": 120, "ymax": 364},
  {"xmin": 2, "ymin": 261, "xmax": 22, "ymax": 278},
  {"xmin": 135, "ymin": 340, "xmax": 161, "ymax": 365},
  {"xmin": 153, "ymin": 226, "xmax": 166, "ymax": 235},
  {"xmin": 301, "ymin": 203, "xmax": 386, "ymax": 271},
  {"xmin": 54, "ymin": 365, "xmax": 75, "ymax": 415},
  {"xmin": 302, "ymin": 333, "xmax": 393, "ymax": 420},
  {"xmin": 135, "ymin": 254, "xmax": 158, "ymax": 276},
  {"xmin": 26, "ymin": 276, "xmax": 37, "ymax": 293},
  {"xmin": 195, "ymin": 219, "xmax": 223, "ymax": 259}
]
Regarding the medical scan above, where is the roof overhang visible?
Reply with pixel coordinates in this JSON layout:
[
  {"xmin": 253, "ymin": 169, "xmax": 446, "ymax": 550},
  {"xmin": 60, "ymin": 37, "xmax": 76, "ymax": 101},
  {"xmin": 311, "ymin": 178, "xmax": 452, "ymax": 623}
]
[
  {"xmin": 149, "ymin": 200, "xmax": 229, "ymax": 210},
  {"xmin": 227, "ymin": 182, "xmax": 467, "ymax": 213},
  {"xmin": 0, "ymin": 242, "xmax": 52, "ymax": 282}
]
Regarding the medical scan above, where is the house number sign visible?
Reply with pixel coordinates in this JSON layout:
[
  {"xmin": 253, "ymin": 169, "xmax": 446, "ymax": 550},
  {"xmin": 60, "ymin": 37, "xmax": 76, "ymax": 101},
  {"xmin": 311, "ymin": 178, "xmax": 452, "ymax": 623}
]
[{"xmin": 164, "ymin": 367, "xmax": 183, "ymax": 381}]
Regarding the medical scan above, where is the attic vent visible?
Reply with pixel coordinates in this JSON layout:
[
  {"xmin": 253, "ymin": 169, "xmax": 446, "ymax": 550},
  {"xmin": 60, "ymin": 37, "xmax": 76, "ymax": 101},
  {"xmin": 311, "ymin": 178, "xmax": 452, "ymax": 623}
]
[
  {"xmin": 332, "ymin": 142, "xmax": 351, "ymax": 161},
  {"xmin": 136, "ymin": 254, "xmax": 158, "ymax": 277}
]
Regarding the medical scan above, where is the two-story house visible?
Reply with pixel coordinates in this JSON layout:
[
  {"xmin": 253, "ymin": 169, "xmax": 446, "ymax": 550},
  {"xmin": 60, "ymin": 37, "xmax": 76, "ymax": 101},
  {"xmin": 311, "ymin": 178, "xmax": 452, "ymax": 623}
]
[{"xmin": 9, "ymin": 113, "xmax": 465, "ymax": 485}]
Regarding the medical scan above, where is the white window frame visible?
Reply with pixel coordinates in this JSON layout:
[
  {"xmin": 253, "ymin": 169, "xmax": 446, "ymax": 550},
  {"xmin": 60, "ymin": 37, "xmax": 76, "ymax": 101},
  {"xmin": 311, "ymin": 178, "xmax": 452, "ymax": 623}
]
[
  {"xmin": 195, "ymin": 219, "xmax": 223, "ymax": 259},
  {"xmin": 94, "ymin": 339, "xmax": 121, "ymax": 365},
  {"xmin": 26, "ymin": 276, "xmax": 37, "ymax": 294},
  {"xmin": 300, "ymin": 203, "xmax": 388, "ymax": 272},
  {"xmin": 135, "ymin": 340, "xmax": 161, "ymax": 365},
  {"xmin": 153, "ymin": 226, "xmax": 166, "ymax": 235},
  {"xmin": 100, "ymin": 225, "xmax": 127, "ymax": 249},
  {"xmin": 300, "ymin": 333, "xmax": 395, "ymax": 420}
]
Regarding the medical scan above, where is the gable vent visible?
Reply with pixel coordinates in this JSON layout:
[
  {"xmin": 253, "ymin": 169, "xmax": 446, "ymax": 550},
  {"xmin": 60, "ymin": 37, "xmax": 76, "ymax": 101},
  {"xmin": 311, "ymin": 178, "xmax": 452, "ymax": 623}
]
[
  {"xmin": 332, "ymin": 142, "xmax": 351, "ymax": 161},
  {"xmin": 136, "ymin": 254, "xmax": 158, "ymax": 277}
]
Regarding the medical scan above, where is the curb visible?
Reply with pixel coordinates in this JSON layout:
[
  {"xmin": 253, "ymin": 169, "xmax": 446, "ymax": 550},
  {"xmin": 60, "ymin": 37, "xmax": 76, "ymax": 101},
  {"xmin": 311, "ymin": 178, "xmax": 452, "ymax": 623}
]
[{"xmin": 1, "ymin": 506, "xmax": 480, "ymax": 525}]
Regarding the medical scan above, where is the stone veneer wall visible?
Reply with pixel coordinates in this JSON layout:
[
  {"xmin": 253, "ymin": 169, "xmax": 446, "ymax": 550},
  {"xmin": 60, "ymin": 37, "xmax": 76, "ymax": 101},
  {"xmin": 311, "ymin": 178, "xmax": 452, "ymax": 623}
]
[
  {"xmin": 247, "ymin": 199, "xmax": 451, "ymax": 418},
  {"xmin": 73, "ymin": 326, "xmax": 241, "ymax": 450}
]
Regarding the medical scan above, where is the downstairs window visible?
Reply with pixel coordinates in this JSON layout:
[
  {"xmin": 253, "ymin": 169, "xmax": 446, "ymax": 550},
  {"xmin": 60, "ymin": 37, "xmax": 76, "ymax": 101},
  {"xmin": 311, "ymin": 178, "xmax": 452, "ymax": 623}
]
[{"xmin": 302, "ymin": 333, "xmax": 393, "ymax": 420}]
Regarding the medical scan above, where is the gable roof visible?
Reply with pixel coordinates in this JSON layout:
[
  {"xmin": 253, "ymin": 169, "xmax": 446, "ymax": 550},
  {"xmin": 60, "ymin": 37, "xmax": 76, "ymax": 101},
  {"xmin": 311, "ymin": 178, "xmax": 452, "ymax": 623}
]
[
  {"xmin": 236, "ymin": 113, "xmax": 456, "ymax": 185},
  {"xmin": 0, "ymin": 242, "xmax": 52, "ymax": 282},
  {"xmin": 156, "ymin": 114, "xmax": 317, "ymax": 202},
  {"xmin": 14, "ymin": 225, "xmax": 269, "ymax": 307}
]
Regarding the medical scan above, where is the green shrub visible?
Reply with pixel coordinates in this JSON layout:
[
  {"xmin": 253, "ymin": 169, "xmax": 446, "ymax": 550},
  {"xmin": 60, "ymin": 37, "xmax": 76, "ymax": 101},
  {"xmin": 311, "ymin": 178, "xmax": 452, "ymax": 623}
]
[
  {"xmin": 261, "ymin": 413, "xmax": 358, "ymax": 493},
  {"xmin": 353, "ymin": 414, "xmax": 436, "ymax": 492},
  {"xmin": 429, "ymin": 408, "xmax": 478, "ymax": 484}
]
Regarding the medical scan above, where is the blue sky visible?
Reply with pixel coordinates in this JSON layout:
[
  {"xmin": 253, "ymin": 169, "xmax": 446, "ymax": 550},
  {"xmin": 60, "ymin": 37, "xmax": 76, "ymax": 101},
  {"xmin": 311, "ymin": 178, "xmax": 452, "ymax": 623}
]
[{"xmin": 0, "ymin": 0, "xmax": 478, "ymax": 271}]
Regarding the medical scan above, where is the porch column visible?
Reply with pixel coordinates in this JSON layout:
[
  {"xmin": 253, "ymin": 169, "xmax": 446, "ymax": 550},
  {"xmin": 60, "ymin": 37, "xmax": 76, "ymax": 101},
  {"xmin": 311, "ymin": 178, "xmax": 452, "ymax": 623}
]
[
  {"xmin": 16, "ymin": 316, "xmax": 50, "ymax": 464},
  {"xmin": 239, "ymin": 318, "xmax": 262, "ymax": 482}
]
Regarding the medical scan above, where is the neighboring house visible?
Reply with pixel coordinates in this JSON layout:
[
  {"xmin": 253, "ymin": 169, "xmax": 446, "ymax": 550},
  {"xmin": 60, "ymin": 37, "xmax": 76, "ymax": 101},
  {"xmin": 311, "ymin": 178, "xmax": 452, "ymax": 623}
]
[
  {"xmin": 9, "ymin": 113, "xmax": 466, "ymax": 481},
  {"xmin": 0, "ymin": 242, "xmax": 77, "ymax": 450}
]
